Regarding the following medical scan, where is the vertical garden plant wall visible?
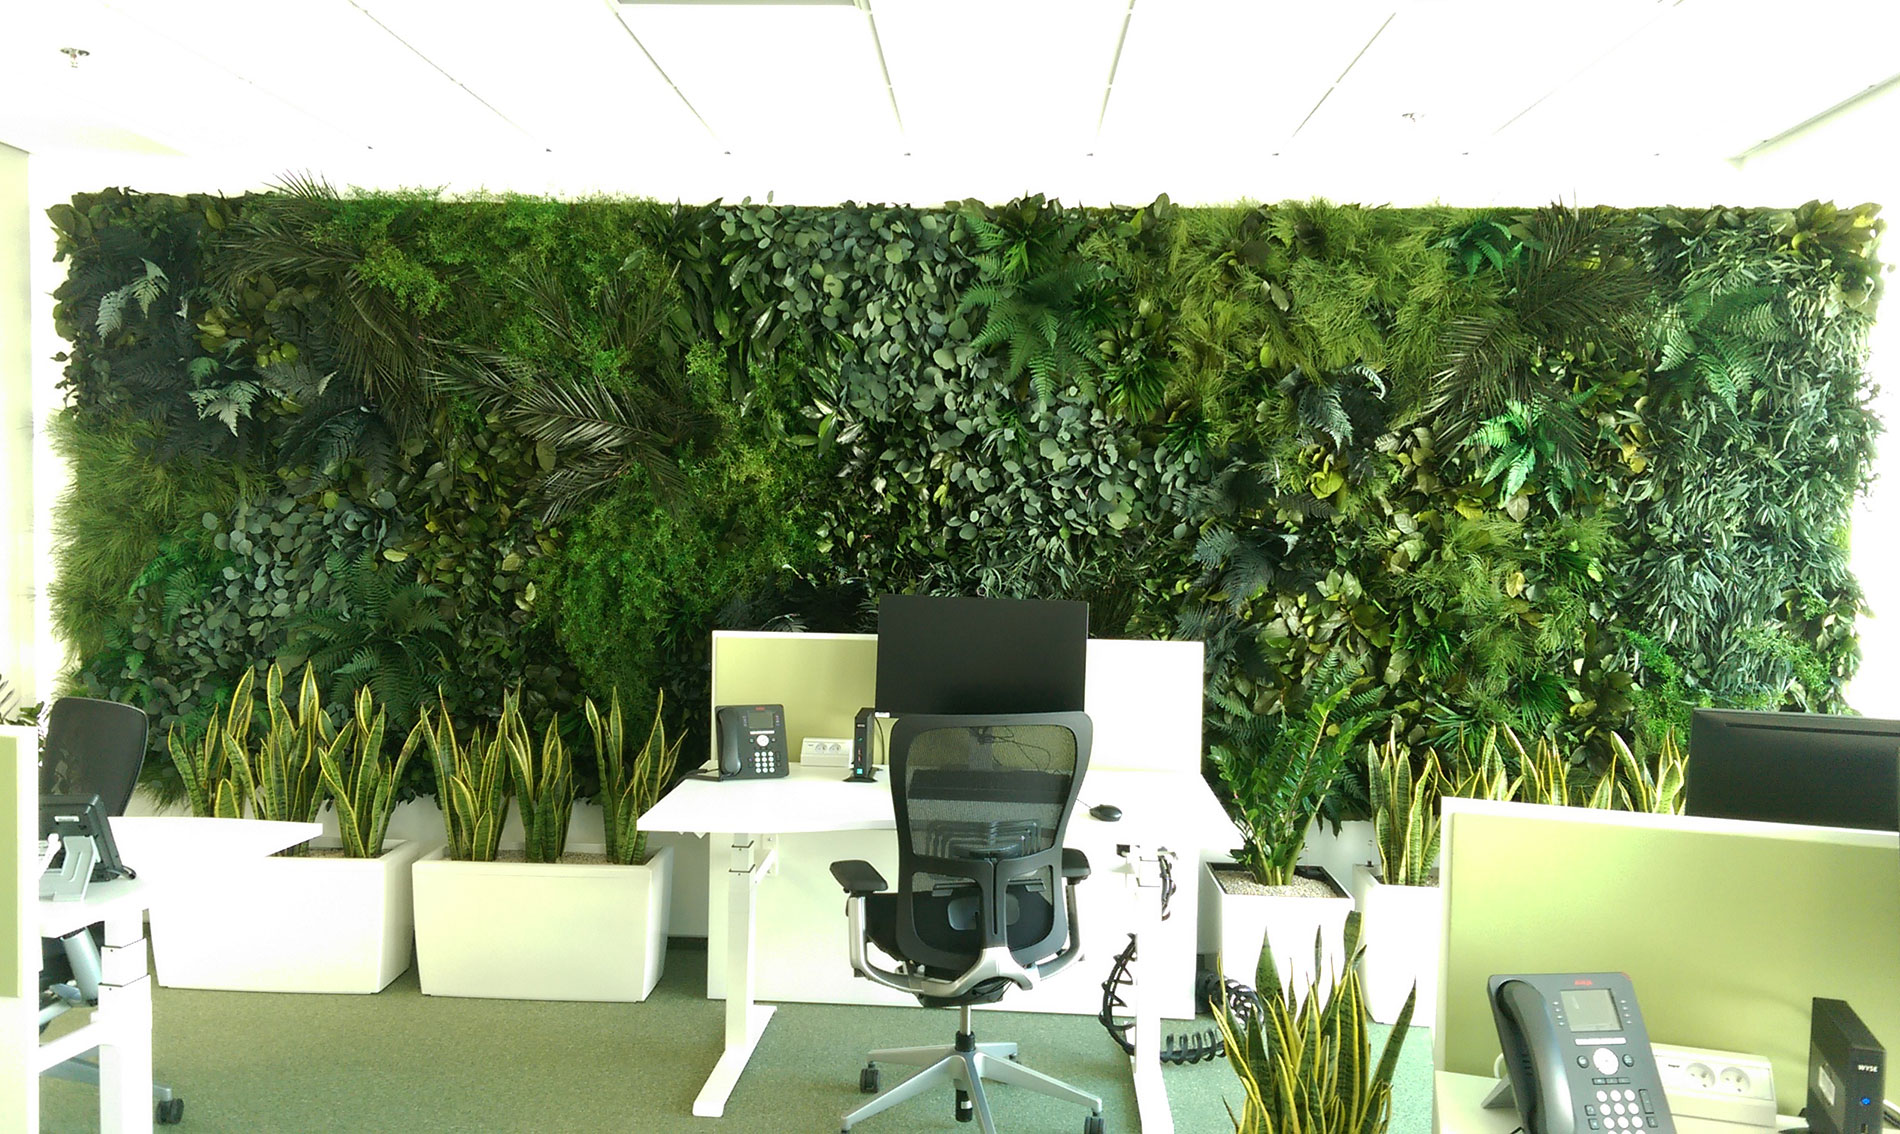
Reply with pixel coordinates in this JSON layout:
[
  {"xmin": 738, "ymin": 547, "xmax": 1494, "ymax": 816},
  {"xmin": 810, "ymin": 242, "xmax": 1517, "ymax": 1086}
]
[{"xmin": 44, "ymin": 186, "xmax": 1884, "ymax": 801}]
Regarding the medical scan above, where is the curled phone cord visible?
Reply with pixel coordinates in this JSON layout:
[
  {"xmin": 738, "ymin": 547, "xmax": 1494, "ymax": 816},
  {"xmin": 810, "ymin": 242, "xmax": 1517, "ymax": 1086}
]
[{"xmin": 1096, "ymin": 850, "xmax": 1237, "ymax": 1065}]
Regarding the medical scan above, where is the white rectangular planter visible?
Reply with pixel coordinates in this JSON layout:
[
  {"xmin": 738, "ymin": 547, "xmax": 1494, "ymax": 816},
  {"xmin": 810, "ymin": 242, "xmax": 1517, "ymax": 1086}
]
[
  {"xmin": 1206, "ymin": 861, "xmax": 1353, "ymax": 1001},
  {"xmin": 149, "ymin": 837, "xmax": 426, "ymax": 993},
  {"xmin": 1351, "ymin": 863, "xmax": 1442, "ymax": 1027},
  {"xmin": 411, "ymin": 843, "xmax": 673, "ymax": 1002}
]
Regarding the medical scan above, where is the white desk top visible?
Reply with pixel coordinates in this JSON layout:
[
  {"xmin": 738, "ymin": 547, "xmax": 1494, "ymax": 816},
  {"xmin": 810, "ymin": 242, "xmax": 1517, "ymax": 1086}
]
[
  {"xmin": 38, "ymin": 876, "xmax": 158, "ymax": 939},
  {"xmin": 1431, "ymin": 1070, "xmax": 1855, "ymax": 1134},
  {"xmin": 108, "ymin": 816, "xmax": 322, "ymax": 878},
  {"xmin": 639, "ymin": 762, "xmax": 1229, "ymax": 842}
]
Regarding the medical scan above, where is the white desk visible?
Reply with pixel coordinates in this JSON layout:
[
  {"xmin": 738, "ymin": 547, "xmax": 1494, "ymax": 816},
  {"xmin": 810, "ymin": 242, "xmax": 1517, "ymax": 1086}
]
[
  {"xmin": 38, "ymin": 877, "xmax": 159, "ymax": 1134},
  {"xmin": 32, "ymin": 817, "xmax": 319, "ymax": 1133},
  {"xmin": 1431, "ymin": 1070, "xmax": 1859, "ymax": 1134},
  {"xmin": 641, "ymin": 763, "xmax": 1226, "ymax": 1129}
]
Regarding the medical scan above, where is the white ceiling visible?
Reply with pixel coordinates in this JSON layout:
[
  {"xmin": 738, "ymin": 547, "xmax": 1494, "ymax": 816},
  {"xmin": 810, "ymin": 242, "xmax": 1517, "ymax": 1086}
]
[{"xmin": 2, "ymin": 0, "xmax": 1898, "ymax": 205}]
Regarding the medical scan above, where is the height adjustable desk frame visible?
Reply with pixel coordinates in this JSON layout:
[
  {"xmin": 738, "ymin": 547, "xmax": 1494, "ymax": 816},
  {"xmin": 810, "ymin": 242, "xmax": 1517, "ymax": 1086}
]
[{"xmin": 640, "ymin": 765, "xmax": 1196, "ymax": 1127}]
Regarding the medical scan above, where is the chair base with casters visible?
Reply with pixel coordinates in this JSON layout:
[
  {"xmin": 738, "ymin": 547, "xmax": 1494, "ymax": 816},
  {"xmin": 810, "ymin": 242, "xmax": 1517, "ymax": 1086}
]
[
  {"xmin": 831, "ymin": 844, "xmax": 1107, "ymax": 1134},
  {"xmin": 42, "ymin": 929, "xmax": 186, "ymax": 1125},
  {"xmin": 843, "ymin": 1002, "xmax": 1104, "ymax": 1134}
]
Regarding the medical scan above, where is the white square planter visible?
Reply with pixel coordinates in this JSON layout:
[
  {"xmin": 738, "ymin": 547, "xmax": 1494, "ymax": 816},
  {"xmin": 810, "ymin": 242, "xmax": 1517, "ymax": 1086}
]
[
  {"xmin": 1206, "ymin": 861, "xmax": 1353, "ymax": 1000},
  {"xmin": 411, "ymin": 843, "xmax": 673, "ymax": 1002},
  {"xmin": 149, "ymin": 837, "xmax": 426, "ymax": 993},
  {"xmin": 1351, "ymin": 863, "xmax": 1442, "ymax": 1027}
]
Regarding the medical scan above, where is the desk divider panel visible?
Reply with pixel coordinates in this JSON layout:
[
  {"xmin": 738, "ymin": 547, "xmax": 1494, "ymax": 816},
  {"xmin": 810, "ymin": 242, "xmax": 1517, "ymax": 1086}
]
[
  {"xmin": 707, "ymin": 631, "xmax": 1203, "ymax": 775},
  {"xmin": 1, "ymin": 727, "xmax": 36, "ymax": 1129},
  {"xmin": 1435, "ymin": 798, "xmax": 1900, "ymax": 1109}
]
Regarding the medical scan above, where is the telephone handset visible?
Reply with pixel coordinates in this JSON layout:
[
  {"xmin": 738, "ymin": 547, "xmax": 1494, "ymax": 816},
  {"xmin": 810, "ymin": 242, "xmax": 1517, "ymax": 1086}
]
[
  {"xmin": 1487, "ymin": 972, "xmax": 1676, "ymax": 1134},
  {"xmin": 713, "ymin": 704, "xmax": 789, "ymax": 779}
]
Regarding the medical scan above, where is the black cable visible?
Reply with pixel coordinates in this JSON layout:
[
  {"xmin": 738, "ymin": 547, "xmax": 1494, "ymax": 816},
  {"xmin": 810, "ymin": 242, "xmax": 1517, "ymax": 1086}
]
[{"xmin": 1094, "ymin": 848, "xmax": 1234, "ymax": 1065}]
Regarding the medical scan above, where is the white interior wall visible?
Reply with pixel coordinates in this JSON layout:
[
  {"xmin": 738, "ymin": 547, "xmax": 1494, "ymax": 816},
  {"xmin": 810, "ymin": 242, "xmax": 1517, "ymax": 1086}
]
[{"xmin": 0, "ymin": 145, "xmax": 32, "ymax": 709}]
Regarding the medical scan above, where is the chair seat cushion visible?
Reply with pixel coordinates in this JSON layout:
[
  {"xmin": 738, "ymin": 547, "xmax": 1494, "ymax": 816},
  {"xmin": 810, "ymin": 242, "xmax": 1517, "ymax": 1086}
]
[{"xmin": 865, "ymin": 880, "xmax": 1059, "ymax": 999}]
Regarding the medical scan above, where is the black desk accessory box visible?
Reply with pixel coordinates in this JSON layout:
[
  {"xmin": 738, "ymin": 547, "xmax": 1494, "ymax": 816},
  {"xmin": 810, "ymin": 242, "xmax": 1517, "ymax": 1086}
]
[{"xmin": 1807, "ymin": 997, "xmax": 1884, "ymax": 1134}]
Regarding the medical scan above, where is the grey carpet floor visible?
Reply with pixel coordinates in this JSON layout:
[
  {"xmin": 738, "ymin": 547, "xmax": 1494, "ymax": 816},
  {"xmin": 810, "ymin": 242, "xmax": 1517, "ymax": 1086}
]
[{"xmin": 40, "ymin": 943, "xmax": 1434, "ymax": 1133}]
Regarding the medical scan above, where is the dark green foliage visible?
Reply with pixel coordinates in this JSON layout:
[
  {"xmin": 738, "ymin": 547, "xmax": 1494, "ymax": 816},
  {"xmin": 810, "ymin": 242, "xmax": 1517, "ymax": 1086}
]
[
  {"xmin": 48, "ymin": 188, "xmax": 1882, "ymax": 827},
  {"xmin": 279, "ymin": 547, "xmax": 452, "ymax": 730}
]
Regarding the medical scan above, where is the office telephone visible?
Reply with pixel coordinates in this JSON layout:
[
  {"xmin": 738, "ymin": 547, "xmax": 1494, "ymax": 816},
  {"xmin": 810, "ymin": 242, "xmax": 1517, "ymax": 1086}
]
[
  {"xmin": 1487, "ymin": 971, "xmax": 1676, "ymax": 1134},
  {"xmin": 714, "ymin": 704, "xmax": 789, "ymax": 779}
]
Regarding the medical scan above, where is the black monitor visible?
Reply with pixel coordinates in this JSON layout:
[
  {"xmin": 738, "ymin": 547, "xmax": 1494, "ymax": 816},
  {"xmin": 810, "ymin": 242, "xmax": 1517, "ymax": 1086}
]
[
  {"xmin": 874, "ymin": 594, "xmax": 1088, "ymax": 715},
  {"xmin": 1686, "ymin": 708, "xmax": 1900, "ymax": 832}
]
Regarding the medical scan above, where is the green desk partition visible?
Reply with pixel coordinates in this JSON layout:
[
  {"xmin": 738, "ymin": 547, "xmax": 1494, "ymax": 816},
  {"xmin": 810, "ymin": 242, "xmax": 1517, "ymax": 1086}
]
[
  {"xmin": 708, "ymin": 632, "xmax": 879, "ymax": 766},
  {"xmin": 0, "ymin": 729, "xmax": 22, "ymax": 1001},
  {"xmin": 1436, "ymin": 799, "xmax": 1900, "ymax": 1109}
]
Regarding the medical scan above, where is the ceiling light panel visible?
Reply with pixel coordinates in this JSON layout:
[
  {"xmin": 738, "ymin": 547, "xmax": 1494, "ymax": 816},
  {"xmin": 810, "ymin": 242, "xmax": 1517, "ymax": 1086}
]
[
  {"xmin": 613, "ymin": 3, "xmax": 899, "ymax": 153},
  {"xmin": 1098, "ymin": 0, "xmax": 1403, "ymax": 157},
  {"xmin": 867, "ymin": 0, "xmax": 1130, "ymax": 156},
  {"xmin": 105, "ymin": 0, "xmax": 538, "ymax": 156},
  {"xmin": 1502, "ymin": 0, "xmax": 1900, "ymax": 161},
  {"xmin": 353, "ymin": 0, "xmax": 714, "ymax": 157}
]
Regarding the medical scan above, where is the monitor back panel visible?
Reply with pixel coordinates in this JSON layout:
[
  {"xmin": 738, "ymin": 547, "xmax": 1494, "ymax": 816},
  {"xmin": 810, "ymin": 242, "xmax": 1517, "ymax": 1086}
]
[
  {"xmin": 1687, "ymin": 709, "xmax": 1900, "ymax": 831},
  {"xmin": 874, "ymin": 594, "xmax": 1088, "ymax": 716}
]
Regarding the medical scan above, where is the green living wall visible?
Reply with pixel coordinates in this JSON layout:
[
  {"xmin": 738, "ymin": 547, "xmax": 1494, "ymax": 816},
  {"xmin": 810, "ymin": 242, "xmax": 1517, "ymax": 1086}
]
[{"xmin": 44, "ymin": 185, "xmax": 1884, "ymax": 803}]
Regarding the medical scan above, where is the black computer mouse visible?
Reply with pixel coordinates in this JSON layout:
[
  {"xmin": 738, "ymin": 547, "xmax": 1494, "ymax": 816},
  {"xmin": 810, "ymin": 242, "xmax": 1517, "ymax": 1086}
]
[{"xmin": 1088, "ymin": 802, "xmax": 1122, "ymax": 822}]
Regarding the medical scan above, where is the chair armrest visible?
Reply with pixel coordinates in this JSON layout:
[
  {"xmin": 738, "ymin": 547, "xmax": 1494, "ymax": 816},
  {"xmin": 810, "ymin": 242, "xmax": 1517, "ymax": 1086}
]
[
  {"xmin": 1062, "ymin": 848, "xmax": 1090, "ymax": 881},
  {"xmin": 830, "ymin": 859, "xmax": 887, "ymax": 896}
]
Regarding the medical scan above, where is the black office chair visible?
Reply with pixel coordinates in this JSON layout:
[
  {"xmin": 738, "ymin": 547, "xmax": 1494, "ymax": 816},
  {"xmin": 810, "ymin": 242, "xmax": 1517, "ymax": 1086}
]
[
  {"xmin": 39, "ymin": 696, "xmax": 185, "ymax": 1124},
  {"xmin": 829, "ymin": 711, "xmax": 1105, "ymax": 1134}
]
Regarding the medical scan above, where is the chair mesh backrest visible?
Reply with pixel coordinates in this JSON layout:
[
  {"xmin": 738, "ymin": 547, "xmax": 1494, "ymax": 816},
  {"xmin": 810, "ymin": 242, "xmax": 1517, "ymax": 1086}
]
[
  {"xmin": 901, "ymin": 725, "xmax": 1077, "ymax": 863},
  {"xmin": 41, "ymin": 697, "xmax": 150, "ymax": 816},
  {"xmin": 888, "ymin": 712, "xmax": 1090, "ymax": 972}
]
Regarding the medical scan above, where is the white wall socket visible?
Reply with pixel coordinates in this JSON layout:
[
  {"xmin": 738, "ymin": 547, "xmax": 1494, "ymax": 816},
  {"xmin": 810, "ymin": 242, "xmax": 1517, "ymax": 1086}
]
[
  {"xmin": 799, "ymin": 737, "xmax": 853, "ymax": 767},
  {"xmin": 1652, "ymin": 1043, "xmax": 1777, "ymax": 1130}
]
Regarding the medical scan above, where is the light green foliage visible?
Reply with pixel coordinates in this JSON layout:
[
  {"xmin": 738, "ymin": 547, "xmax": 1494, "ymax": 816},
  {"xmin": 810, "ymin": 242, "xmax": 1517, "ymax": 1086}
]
[
  {"xmin": 1601, "ymin": 729, "xmax": 1687, "ymax": 815},
  {"xmin": 164, "ymin": 667, "xmax": 253, "ymax": 819},
  {"xmin": 226, "ymin": 663, "xmax": 331, "ymax": 852},
  {"xmin": 1216, "ymin": 912, "xmax": 1414, "ymax": 1134},
  {"xmin": 317, "ymin": 686, "xmax": 421, "ymax": 859},
  {"xmin": 1216, "ymin": 663, "xmax": 1383, "ymax": 886},
  {"xmin": 1367, "ymin": 725, "xmax": 1441, "ymax": 887},
  {"xmin": 589, "ymin": 688, "xmax": 682, "ymax": 866},
  {"xmin": 1442, "ymin": 726, "xmax": 1520, "ymax": 803},
  {"xmin": 422, "ymin": 692, "xmax": 517, "ymax": 862},
  {"xmin": 513, "ymin": 705, "xmax": 575, "ymax": 864}
]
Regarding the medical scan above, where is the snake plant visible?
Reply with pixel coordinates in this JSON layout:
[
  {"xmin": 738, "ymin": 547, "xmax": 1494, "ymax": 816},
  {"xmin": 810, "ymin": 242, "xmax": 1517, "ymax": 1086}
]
[
  {"xmin": 1443, "ymin": 725, "xmax": 1519, "ymax": 803},
  {"xmin": 228, "ymin": 663, "xmax": 330, "ymax": 853},
  {"xmin": 513, "ymin": 708, "xmax": 574, "ymax": 864},
  {"xmin": 588, "ymin": 688, "xmax": 681, "ymax": 866},
  {"xmin": 1367, "ymin": 726, "xmax": 1442, "ymax": 887},
  {"xmin": 1216, "ymin": 912, "xmax": 1415, "ymax": 1134},
  {"xmin": 317, "ymin": 686, "xmax": 422, "ymax": 859},
  {"xmin": 166, "ymin": 666, "xmax": 254, "ymax": 819},
  {"xmin": 423, "ymin": 690, "xmax": 518, "ymax": 862}
]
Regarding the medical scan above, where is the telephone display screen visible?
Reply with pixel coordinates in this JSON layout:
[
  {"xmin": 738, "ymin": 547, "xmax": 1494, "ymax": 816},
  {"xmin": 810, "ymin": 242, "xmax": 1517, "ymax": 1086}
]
[
  {"xmin": 746, "ymin": 709, "xmax": 775, "ymax": 730},
  {"xmin": 1560, "ymin": 989, "xmax": 1622, "ymax": 1032}
]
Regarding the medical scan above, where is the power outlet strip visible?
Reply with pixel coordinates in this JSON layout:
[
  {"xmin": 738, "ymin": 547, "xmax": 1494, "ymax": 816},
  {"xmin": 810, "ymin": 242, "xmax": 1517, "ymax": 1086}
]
[
  {"xmin": 800, "ymin": 737, "xmax": 853, "ymax": 767},
  {"xmin": 1652, "ymin": 1043, "xmax": 1777, "ymax": 1130}
]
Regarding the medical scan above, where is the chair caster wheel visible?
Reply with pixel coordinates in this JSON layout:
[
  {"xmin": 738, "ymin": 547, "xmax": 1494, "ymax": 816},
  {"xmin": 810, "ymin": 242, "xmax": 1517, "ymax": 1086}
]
[
  {"xmin": 860, "ymin": 1065, "xmax": 880, "ymax": 1093},
  {"xmin": 1083, "ymin": 1114, "xmax": 1104, "ymax": 1134},
  {"xmin": 1008, "ymin": 1052, "xmax": 1020, "ymax": 1062},
  {"xmin": 156, "ymin": 1097, "xmax": 185, "ymax": 1124}
]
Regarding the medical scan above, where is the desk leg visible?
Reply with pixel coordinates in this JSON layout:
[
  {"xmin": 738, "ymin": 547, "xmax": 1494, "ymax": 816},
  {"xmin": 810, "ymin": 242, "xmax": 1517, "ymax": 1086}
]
[
  {"xmin": 1130, "ymin": 849, "xmax": 1173, "ymax": 1134},
  {"xmin": 95, "ymin": 906, "xmax": 154, "ymax": 1134},
  {"xmin": 693, "ymin": 832, "xmax": 777, "ymax": 1118}
]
